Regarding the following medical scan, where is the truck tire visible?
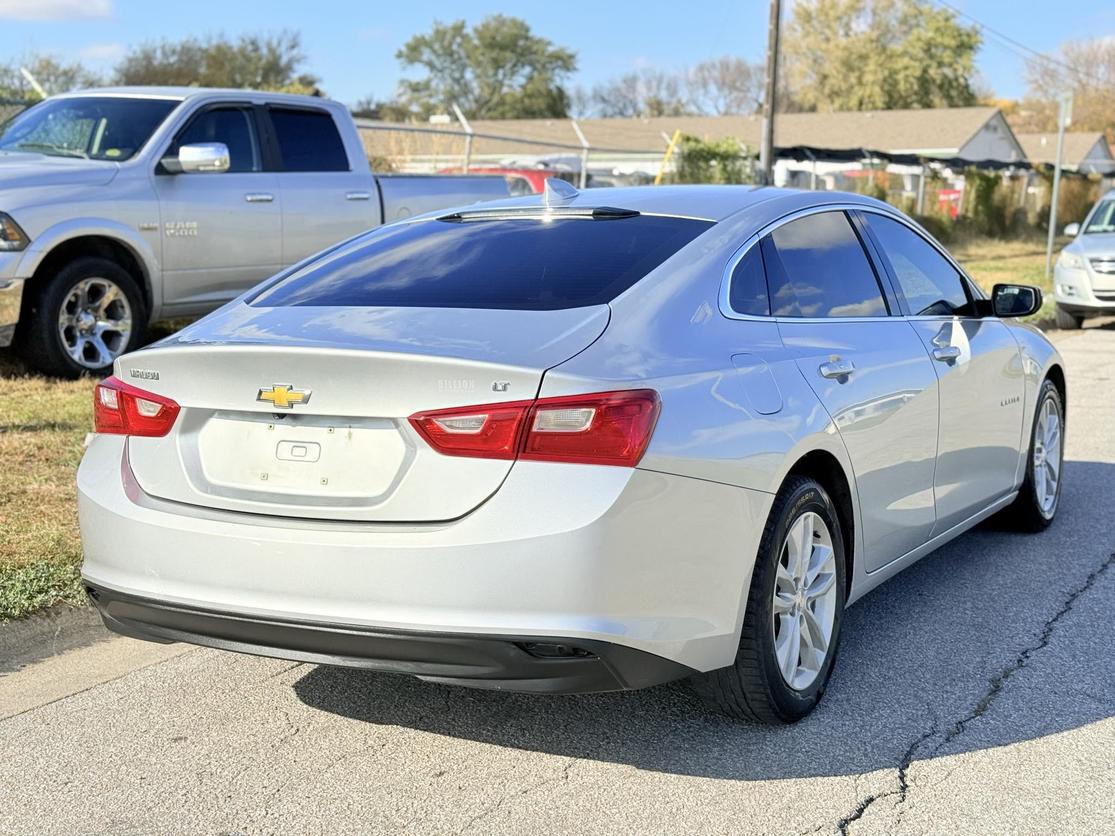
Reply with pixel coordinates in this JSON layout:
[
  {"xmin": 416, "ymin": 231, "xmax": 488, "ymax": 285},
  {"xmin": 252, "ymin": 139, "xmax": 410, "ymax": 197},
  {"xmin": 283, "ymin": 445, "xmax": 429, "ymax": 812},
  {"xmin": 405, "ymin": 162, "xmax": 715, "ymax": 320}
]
[
  {"xmin": 1053, "ymin": 304, "xmax": 1082, "ymax": 330},
  {"xmin": 691, "ymin": 476, "xmax": 847, "ymax": 724},
  {"xmin": 15, "ymin": 256, "xmax": 147, "ymax": 379}
]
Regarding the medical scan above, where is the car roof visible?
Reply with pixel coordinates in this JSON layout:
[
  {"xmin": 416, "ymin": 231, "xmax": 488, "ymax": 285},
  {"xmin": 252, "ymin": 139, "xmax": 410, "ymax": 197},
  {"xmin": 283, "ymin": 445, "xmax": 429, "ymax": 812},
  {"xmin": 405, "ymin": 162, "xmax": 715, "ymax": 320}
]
[
  {"xmin": 50, "ymin": 87, "xmax": 339, "ymax": 108},
  {"xmin": 461, "ymin": 184, "xmax": 889, "ymax": 223}
]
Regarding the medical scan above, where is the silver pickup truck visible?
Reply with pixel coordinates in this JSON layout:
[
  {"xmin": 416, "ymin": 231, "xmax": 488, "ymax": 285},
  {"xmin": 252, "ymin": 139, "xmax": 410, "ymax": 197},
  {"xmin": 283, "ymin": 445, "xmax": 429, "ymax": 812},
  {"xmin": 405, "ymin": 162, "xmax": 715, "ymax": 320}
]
[{"xmin": 0, "ymin": 87, "xmax": 509, "ymax": 376}]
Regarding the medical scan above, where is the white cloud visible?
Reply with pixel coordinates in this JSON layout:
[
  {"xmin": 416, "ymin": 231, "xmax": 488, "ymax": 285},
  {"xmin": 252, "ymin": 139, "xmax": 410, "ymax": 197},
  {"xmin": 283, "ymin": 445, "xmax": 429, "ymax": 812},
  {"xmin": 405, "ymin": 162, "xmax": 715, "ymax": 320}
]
[
  {"xmin": 0, "ymin": 0, "xmax": 112, "ymax": 21},
  {"xmin": 77, "ymin": 42, "xmax": 125, "ymax": 62}
]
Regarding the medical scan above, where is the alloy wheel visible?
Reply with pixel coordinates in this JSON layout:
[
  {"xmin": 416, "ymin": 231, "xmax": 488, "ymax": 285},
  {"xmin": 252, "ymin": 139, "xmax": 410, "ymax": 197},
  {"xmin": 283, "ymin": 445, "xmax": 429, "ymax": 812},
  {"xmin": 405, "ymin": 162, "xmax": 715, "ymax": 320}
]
[
  {"xmin": 1033, "ymin": 395, "xmax": 1063, "ymax": 518},
  {"xmin": 57, "ymin": 277, "xmax": 133, "ymax": 370},
  {"xmin": 772, "ymin": 510, "xmax": 838, "ymax": 691}
]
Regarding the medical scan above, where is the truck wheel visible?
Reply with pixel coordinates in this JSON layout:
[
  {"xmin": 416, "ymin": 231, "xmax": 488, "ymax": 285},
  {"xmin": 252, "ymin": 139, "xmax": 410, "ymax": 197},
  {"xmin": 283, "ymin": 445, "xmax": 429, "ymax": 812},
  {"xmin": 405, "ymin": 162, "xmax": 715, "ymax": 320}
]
[
  {"xmin": 1054, "ymin": 305, "xmax": 1082, "ymax": 330},
  {"xmin": 691, "ymin": 476, "xmax": 847, "ymax": 724},
  {"xmin": 16, "ymin": 257, "xmax": 147, "ymax": 379}
]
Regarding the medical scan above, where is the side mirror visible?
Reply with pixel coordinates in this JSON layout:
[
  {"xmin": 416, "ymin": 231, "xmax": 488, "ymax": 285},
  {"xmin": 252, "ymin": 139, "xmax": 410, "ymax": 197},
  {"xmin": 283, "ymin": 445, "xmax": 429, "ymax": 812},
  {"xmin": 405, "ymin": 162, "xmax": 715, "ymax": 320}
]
[
  {"xmin": 992, "ymin": 283, "xmax": 1042, "ymax": 318},
  {"xmin": 165, "ymin": 142, "xmax": 230, "ymax": 174},
  {"xmin": 1063, "ymin": 222, "xmax": 1081, "ymax": 237}
]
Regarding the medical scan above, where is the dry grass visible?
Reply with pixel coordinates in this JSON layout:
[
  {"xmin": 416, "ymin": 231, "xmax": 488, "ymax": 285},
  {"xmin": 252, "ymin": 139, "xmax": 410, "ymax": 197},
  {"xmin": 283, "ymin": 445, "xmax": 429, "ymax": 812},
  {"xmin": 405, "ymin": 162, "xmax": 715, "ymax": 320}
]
[
  {"xmin": 952, "ymin": 237, "xmax": 1064, "ymax": 322},
  {"xmin": 0, "ymin": 352, "xmax": 95, "ymax": 619}
]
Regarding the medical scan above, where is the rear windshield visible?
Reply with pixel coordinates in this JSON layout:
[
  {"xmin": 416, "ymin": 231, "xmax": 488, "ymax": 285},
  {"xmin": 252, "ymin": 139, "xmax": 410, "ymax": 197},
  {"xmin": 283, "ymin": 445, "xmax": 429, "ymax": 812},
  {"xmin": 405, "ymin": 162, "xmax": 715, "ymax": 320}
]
[{"xmin": 252, "ymin": 214, "xmax": 713, "ymax": 310}]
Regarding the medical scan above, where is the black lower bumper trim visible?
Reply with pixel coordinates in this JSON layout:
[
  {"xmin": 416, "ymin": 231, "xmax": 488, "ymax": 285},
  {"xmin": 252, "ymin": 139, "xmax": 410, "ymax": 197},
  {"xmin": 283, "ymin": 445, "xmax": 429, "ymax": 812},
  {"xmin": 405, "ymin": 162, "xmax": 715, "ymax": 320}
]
[{"xmin": 86, "ymin": 585, "xmax": 695, "ymax": 694}]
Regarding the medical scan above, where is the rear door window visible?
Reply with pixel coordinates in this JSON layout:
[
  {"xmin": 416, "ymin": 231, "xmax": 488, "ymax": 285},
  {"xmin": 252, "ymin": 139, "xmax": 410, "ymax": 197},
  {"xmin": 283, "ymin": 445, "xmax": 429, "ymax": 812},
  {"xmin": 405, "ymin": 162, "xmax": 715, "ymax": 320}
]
[
  {"xmin": 253, "ymin": 214, "xmax": 713, "ymax": 310},
  {"xmin": 762, "ymin": 211, "xmax": 888, "ymax": 318},
  {"xmin": 268, "ymin": 107, "xmax": 349, "ymax": 172}
]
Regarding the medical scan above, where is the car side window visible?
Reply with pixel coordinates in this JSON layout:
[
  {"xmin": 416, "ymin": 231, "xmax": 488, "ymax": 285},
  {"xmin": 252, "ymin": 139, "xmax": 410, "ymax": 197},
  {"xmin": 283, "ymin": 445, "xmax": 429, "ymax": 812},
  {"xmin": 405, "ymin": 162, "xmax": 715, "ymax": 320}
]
[
  {"xmin": 268, "ymin": 108, "xmax": 349, "ymax": 173},
  {"xmin": 864, "ymin": 214, "xmax": 970, "ymax": 316},
  {"xmin": 762, "ymin": 211, "xmax": 888, "ymax": 318},
  {"xmin": 173, "ymin": 107, "xmax": 260, "ymax": 173},
  {"xmin": 728, "ymin": 244, "xmax": 770, "ymax": 316}
]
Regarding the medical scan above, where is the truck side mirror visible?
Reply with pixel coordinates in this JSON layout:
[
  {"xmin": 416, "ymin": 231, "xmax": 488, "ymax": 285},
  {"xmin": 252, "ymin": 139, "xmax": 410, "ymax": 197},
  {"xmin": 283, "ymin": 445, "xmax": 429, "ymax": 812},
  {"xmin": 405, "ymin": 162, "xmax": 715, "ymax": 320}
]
[
  {"xmin": 992, "ymin": 283, "xmax": 1042, "ymax": 318},
  {"xmin": 1063, "ymin": 222, "xmax": 1081, "ymax": 237},
  {"xmin": 164, "ymin": 142, "xmax": 230, "ymax": 174}
]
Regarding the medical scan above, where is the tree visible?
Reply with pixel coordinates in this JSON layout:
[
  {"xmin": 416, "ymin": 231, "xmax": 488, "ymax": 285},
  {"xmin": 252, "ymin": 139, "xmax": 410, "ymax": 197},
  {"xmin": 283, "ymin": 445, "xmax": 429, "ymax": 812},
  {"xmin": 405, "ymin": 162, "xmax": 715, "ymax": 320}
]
[
  {"xmin": 589, "ymin": 68, "xmax": 691, "ymax": 118},
  {"xmin": 394, "ymin": 16, "xmax": 576, "ymax": 119},
  {"xmin": 1020, "ymin": 38, "xmax": 1115, "ymax": 140},
  {"xmin": 688, "ymin": 57, "xmax": 764, "ymax": 115},
  {"xmin": 0, "ymin": 54, "xmax": 102, "ymax": 100},
  {"xmin": 114, "ymin": 32, "xmax": 319, "ymax": 93},
  {"xmin": 783, "ymin": 0, "xmax": 981, "ymax": 111}
]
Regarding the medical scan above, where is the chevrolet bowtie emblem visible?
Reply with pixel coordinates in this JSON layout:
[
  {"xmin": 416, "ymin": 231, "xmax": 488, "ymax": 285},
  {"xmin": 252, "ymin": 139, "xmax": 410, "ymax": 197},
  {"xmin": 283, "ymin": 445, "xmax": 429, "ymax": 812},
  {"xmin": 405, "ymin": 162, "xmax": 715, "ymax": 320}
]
[{"xmin": 257, "ymin": 384, "xmax": 311, "ymax": 410}]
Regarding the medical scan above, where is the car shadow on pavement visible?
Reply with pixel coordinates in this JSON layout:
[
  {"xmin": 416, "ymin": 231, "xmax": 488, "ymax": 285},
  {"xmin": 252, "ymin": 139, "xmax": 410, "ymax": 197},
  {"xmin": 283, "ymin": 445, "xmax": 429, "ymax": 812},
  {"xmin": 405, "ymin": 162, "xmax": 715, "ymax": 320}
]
[{"xmin": 293, "ymin": 459, "xmax": 1115, "ymax": 781}]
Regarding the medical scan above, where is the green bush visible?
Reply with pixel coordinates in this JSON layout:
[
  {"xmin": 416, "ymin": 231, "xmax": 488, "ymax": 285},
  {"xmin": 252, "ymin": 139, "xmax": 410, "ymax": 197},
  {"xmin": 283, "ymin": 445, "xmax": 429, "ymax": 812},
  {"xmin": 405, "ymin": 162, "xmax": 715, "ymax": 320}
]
[
  {"xmin": 671, "ymin": 135, "xmax": 754, "ymax": 185},
  {"xmin": 912, "ymin": 213, "xmax": 953, "ymax": 243}
]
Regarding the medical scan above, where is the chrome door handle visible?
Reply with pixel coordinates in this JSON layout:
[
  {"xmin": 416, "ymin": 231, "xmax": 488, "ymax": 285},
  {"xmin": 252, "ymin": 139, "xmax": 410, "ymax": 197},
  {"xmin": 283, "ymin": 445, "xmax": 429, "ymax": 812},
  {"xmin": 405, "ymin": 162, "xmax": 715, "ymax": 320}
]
[
  {"xmin": 819, "ymin": 358, "xmax": 856, "ymax": 379},
  {"xmin": 345, "ymin": 191, "xmax": 372, "ymax": 201},
  {"xmin": 932, "ymin": 345, "xmax": 962, "ymax": 363},
  {"xmin": 244, "ymin": 193, "xmax": 274, "ymax": 203}
]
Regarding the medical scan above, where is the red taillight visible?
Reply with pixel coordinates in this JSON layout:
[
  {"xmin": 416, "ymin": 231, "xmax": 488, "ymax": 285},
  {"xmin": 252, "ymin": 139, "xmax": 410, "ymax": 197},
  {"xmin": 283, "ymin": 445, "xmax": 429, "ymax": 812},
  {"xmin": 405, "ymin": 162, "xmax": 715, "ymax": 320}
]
[
  {"xmin": 408, "ymin": 389, "xmax": 660, "ymax": 467},
  {"xmin": 93, "ymin": 376, "xmax": 180, "ymax": 437}
]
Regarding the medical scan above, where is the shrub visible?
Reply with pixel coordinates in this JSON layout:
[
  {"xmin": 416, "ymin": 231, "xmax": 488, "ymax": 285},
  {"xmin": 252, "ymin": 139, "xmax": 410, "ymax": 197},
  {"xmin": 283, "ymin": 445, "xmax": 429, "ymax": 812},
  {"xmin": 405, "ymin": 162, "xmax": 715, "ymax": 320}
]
[{"xmin": 671, "ymin": 135, "xmax": 755, "ymax": 185}]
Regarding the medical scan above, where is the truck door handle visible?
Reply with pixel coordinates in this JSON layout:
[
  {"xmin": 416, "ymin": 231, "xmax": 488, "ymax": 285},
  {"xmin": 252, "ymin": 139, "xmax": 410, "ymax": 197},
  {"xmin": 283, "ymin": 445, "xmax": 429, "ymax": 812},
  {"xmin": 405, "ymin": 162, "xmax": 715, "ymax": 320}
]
[
  {"xmin": 244, "ymin": 193, "xmax": 274, "ymax": 203},
  {"xmin": 345, "ymin": 191, "xmax": 372, "ymax": 201},
  {"xmin": 932, "ymin": 345, "xmax": 962, "ymax": 363},
  {"xmin": 819, "ymin": 358, "xmax": 856, "ymax": 380}
]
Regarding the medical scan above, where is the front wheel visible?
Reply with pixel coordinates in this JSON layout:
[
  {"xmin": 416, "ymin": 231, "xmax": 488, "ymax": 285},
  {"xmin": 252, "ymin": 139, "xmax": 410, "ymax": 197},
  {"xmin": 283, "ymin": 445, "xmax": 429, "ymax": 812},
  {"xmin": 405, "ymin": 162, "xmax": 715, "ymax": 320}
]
[
  {"xmin": 692, "ymin": 476, "xmax": 847, "ymax": 724},
  {"xmin": 1054, "ymin": 305, "xmax": 1083, "ymax": 330},
  {"xmin": 15, "ymin": 256, "xmax": 147, "ymax": 378},
  {"xmin": 1003, "ymin": 379, "xmax": 1064, "ymax": 531}
]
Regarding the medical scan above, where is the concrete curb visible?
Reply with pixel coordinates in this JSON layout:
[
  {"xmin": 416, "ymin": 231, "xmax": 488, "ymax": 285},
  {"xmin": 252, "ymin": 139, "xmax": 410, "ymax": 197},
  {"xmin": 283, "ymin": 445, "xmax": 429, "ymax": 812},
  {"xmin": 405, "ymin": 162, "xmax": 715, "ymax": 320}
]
[{"xmin": 0, "ymin": 603, "xmax": 110, "ymax": 674}]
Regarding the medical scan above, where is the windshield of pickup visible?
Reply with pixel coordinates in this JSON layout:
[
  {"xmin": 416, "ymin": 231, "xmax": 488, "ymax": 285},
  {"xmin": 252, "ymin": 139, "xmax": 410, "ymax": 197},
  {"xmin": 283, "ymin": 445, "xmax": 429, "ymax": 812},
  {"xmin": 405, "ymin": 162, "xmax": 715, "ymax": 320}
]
[
  {"xmin": 1084, "ymin": 200, "xmax": 1115, "ymax": 234},
  {"xmin": 0, "ymin": 97, "xmax": 178, "ymax": 161}
]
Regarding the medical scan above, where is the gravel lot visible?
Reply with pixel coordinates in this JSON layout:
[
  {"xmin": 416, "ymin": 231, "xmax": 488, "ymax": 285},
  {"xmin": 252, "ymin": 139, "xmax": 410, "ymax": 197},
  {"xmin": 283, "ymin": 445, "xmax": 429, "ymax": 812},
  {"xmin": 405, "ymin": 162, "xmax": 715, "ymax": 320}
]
[{"xmin": 1, "ymin": 324, "xmax": 1112, "ymax": 835}]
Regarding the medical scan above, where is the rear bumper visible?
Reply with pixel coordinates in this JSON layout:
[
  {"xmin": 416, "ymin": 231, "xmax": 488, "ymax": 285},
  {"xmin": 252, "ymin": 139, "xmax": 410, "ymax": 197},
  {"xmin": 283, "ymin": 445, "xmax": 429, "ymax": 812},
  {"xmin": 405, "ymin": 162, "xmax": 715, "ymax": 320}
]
[
  {"xmin": 79, "ymin": 434, "xmax": 771, "ymax": 674},
  {"xmin": 87, "ymin": 583, "xmax": 695, "ymax": 693}
]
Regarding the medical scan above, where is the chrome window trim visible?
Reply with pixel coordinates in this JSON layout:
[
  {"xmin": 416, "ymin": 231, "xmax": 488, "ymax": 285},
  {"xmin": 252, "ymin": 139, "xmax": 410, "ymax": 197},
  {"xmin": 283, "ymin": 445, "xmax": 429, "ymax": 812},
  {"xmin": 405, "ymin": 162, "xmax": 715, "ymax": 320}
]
[{"xmin": 718, "ymin": 201, "xmax": 982, "ymax": 324}]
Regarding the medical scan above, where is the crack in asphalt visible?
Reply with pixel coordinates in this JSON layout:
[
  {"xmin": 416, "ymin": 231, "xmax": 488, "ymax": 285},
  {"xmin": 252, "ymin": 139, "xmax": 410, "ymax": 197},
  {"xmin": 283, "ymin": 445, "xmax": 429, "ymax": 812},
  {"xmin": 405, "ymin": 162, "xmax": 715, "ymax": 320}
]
[
  {"xmin": 457, "ymin": 757, "xmax": 580, "ymax": 834},
  {"xmin": 833, "ymin": 550, "xmax": 1115, "ymax": 835}
]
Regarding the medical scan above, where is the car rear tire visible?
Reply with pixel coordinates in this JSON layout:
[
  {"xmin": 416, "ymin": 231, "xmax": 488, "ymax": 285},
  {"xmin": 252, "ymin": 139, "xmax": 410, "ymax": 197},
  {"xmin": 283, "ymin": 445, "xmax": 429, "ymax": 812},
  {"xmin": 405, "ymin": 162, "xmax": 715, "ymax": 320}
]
[
  {"xmin": 15, "ymin": 257, "xmax": 146, "ymax": 379},
  {"xmin": 1003, "ymin": 379, "xmax": 1064, "ymax": 532},
  {"xmin": 1054, "ymin": 305, "xmax": 1083, "ymax": 330},
  {"xmin": 692, "ymin": 475, "xmax": 847, "ymax": 724}
]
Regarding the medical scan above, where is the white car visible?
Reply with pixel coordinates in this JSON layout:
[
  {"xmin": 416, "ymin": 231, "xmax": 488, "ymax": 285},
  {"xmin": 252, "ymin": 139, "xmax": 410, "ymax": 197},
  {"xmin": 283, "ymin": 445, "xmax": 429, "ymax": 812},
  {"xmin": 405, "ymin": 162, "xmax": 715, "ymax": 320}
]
[
  {"xmin": 1054, "ymin": 190, "xmax": 1115, "ymax": 328},
  {"xmin": 79, "ymin": 184, "xmax": 1064, "ymax": 723}
]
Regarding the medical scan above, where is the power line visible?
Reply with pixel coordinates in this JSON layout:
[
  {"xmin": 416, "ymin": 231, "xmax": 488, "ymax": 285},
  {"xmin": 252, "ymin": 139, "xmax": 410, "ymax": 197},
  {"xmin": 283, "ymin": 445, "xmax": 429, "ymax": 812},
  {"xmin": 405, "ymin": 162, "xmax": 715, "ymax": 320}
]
[{"xmin": 935, "ymin": 0, "xmax": 1106, "ymax": 88}]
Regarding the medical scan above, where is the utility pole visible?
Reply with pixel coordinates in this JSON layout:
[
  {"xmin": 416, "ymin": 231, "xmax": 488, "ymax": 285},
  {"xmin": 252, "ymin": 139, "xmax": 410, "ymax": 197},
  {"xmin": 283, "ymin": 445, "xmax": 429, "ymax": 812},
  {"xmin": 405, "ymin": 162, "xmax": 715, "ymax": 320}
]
[
  {"xmin": 758, "ymin": 0, "xmax": 782, "ymax": 186},
  {"xmin": 1045, "ymin": 93, "xmax": 1072, "ymax": 279}
]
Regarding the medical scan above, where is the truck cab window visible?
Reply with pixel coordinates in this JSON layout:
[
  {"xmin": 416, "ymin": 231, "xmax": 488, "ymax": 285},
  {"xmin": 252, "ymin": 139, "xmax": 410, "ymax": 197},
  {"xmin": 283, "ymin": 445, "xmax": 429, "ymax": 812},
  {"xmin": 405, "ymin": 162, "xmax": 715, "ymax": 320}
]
[{"xmin": 268, "ymin": 108, "xmax": 349, "ymax": 173}]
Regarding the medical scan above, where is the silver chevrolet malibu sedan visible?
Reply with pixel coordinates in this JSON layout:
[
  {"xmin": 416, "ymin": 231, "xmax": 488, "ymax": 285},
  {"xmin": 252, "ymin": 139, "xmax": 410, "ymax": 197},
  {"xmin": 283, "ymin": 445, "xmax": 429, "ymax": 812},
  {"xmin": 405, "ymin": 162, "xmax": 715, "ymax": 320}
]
[{"xmin": 79, "ymin": 183, "xmax": 1064, "ymax": 723}]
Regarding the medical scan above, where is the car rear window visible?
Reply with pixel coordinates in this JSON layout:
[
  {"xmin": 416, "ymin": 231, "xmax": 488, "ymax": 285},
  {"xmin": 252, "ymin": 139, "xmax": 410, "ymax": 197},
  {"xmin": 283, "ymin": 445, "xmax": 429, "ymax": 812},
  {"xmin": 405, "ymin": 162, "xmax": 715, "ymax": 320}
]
[{"xmin": 253, "ymin": 214, "xmax": 713, "ymax": 310}]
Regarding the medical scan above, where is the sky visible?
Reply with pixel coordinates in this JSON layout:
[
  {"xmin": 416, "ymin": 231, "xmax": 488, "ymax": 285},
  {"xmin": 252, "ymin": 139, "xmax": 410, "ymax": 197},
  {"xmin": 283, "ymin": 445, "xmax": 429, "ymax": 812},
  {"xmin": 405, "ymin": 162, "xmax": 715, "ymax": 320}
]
[{"xmin": 0, "ymin": 0, "xmax": 1112, "ymax": 107}]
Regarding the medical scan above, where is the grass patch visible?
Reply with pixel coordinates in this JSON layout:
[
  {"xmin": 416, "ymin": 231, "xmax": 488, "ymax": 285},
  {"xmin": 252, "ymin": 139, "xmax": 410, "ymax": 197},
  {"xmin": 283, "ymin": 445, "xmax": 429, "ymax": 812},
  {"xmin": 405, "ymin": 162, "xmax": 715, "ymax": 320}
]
[
  {"xmin": 952, "ymin": 237, "xmax": 1064, "ymax": 323},
  {"xmin": 0, "ymin": 352, "xmax": 95, "ymax": 621}
]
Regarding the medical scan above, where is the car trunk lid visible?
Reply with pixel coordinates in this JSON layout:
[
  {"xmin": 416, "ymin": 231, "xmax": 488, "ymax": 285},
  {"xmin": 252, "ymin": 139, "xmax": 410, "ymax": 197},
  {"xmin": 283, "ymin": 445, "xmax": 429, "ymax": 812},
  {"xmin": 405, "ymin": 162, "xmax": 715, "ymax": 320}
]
[{"xmin": 119, "ymin": 303, "xmax": 608, "ymax": 522}]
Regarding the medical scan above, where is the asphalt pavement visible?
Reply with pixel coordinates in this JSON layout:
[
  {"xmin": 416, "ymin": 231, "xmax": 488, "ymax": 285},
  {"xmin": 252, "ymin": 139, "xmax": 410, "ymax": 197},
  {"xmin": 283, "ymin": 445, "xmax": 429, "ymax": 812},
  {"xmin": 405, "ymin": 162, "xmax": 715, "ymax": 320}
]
[{"xmin": 1, "ymin": 323, "xmax": 1113, "ymax": 835}]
